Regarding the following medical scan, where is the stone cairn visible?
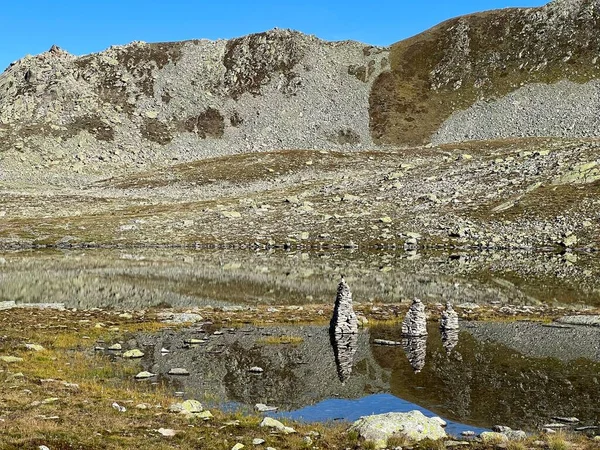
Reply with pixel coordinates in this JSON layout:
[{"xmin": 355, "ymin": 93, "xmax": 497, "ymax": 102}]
[
  {"xmin": 401, "ymin": 298, "xmax": 428, "ymax": 337},
  {"xmin": 439, "ymin": 302, "xmax": 459, "ymax": 330},
  {"xmin": 440, "ymin": 302, "xmax": 459, "ymax": 354},
  {"xmin": 330, "ymin": 277, "xmax": 358, "ymax": 335}
]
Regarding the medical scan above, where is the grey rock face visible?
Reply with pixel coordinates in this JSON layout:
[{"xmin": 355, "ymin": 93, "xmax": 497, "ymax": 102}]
[
  {"xmin": 330, "ymin": 278, "xmax": 358, "ymax": 335},
  {"xmin": 401, "ymin": 298, "xmax": 428, "ymax": 336},
  {"xmin": 440, "ymin": 303, "xmax": 459, "ymax": 330},
  {"xmin": 0, "ymin": 29, "xmax": 388, "ymax": 182}
]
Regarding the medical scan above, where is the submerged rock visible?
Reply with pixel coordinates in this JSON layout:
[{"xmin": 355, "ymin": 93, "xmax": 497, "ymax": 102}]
[
  {"xmin": 401, "ymin": 299, "xmax": 427, "ymax": 336},
  {"xmin": 330, "ymin": 277, "xmax": 358, "ymax": 335},
  {"xmin": 349, "ymin": 410, "xmax": 447, "ymax": 448},
  {"xmin": 440, "ymin": 303, "xmax": 459, "ymax": 330}
]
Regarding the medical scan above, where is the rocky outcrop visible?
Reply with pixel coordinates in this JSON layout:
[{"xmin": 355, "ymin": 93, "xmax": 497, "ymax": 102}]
[
  {"xmin": 330, "ymin": 278, "xmax": 358, "ymax": 335},
  {"xmin": 349, "ymin": 411, "xmax": 447, "ymax": 448},
  {"xmin": 0, "ymin": 29, "xmax": 388, "ymax": 181},
  {"xmin": 401, "ymin": 299, "xmax": 428, "ymax": 336}
]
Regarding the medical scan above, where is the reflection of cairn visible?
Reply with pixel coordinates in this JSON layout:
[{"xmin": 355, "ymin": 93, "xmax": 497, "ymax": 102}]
[
  {"xmin": 441, "ymin": 329, "xmax": 459, "ymax": 354},
  {"xmin": 401, "ymin": 298, "xmax": 428, "ymax": 336},
  {"xmin": 330, "ymin": 332, "xmax": 358, "ymax": 383},
  {"xmin": 402, "ymin": 336, "xmax": 427, "ymax": 373},
  {"xmin": 440, "ymin": 303, "xmax": 459, "ymax": 330},
  {"xmin": 330, "ymin": 277, "xmax": 358, "ymax": 335},
  {"xmin": 440, "ymin": 302, "xmax": 459, "ymax": 354}
]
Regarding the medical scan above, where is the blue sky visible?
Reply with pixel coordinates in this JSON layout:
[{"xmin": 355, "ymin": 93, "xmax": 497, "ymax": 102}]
[{"xmin": 1, "ymin": 0, "xmax": 546, "ymax": 70}]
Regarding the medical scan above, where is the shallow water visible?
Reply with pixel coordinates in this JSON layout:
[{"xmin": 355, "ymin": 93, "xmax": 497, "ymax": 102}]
[
  {"xmin": 124, "ymin": 322, "xmax": 600, "ymax": 434},
  {"xmin": 2, "ymin": 248, "xmax": 599, "ymax": 435},
  {"xmin": 1, "ymin": 247, "xmax": 600, "ymax": 309}
]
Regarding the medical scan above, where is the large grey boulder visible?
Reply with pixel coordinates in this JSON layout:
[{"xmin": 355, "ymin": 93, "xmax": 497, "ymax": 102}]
[
  {"xmin": 330, "ymin": 277, "xmax": 358, "ymax": 335},
  {"xmin": 401, "ymin": 298, "xmax": 427, "ymax": 336},
  {"xmin": 349, "ymin": 410, "xmax": 447, "ymax": 449}
]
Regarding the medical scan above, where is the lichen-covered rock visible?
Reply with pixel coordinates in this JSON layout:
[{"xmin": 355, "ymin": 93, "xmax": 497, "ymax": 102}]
[
  {"xmin": 349, "ymin": 410, "xmax": 447, "ymax": 449},
  {"xmin": 401, "ymin": 298, "xmax": 427, "ymax": 336},
  {"xmin": 330, "ymin": 277, "xmax": 358, "ymax": 335}
]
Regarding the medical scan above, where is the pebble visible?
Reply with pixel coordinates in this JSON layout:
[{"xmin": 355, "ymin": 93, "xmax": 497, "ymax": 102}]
[
  {"xmin": 157, "ymin": 428, "xmax": 177, "ymax": 437},
  {"xmin": 252, "ymin": 438, "xmax": 266, "ymax": 445},
  {"xmin": 134, "ymin": 371, "xmax": 155, "ymax": 379},
  {"xmin": 122, "ymin": 349, "xmax": 144, "ymax": 358},
  {"xmin": 232, "ymin": 444, "xmax": 245, "ymax": 450},
  {"xmin": 25, "ymin": 344, "xmax": 45, "ymax": 352},
  {"xmin": 107, "ymin": 343, "xmax": 122, "ymax": 351},
  {"xmin": 168, "ymin": 368, "xmax": 190, "ymax": 376},
  {"xmin": 552, "ymin": 416, "xmax": 580, "ymax": 423},
  {"xmin": 260, "ymin": 417, "xmax": 296, "ymax": 434},
  {"xmin": 0, "ymin": 356, "xmax": 23, "ymax": 363},
  {"xmin": 111, "ymin": 402, "xmax": 126, "ymax": 412},
  {"xmin": 255, "ymin": 403, "xmax": 278, "ymax": 412},
  {"xmin": 248, "ymin": 367, "xmax": 264, "ymax": 373},
  {"xmin": 373, "ymin": 339, "xmax": 401, "ymax": 346}
]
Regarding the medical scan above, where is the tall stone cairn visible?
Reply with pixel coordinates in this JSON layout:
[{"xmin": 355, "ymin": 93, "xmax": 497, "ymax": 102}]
[
  {"xmin": 330, "ymin": 277, "xmax": 358, "ymax": 335},
  {"xmin": 440, "ymin": 302, "xmax": 459, "ymax": 330},
  {"xmin": 401, "ymin": 298, "xmax": 428, "ymax": 336}
]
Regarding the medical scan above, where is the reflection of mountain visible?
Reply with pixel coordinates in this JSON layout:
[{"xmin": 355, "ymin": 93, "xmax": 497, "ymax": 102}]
[
  {"xmin": 331, "ymin": 332, "xmax": 358, "ymax": 383},
  {"xmin": 371, "ymin": 323, "xmax": 600, "ymax": 430},
  {"xmin": 2, "ymin": 248, "xmax": 600, "ymax": 309},
  {"xmin": 139, "ymin": 325, "xmax": 388, "ymax": 411}
]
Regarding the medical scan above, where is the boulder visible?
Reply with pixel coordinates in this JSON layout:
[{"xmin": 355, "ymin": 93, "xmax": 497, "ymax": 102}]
[{"xmin": 349, "ymin": 411, "xmax": 447, "ymax": 449}]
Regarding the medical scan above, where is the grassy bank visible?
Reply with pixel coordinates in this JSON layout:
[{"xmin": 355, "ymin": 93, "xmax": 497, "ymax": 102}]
[{"xmin": 0, "ymin": 306, "xmax": 598, "ymax": 449}]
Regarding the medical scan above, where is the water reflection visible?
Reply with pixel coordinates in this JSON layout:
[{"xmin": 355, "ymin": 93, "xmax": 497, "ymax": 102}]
[
  {"xmin": 441, "ymin": 329, "xmax": 459, "ymax": 354},
  {"xmin": 127, "ymin": 321, "xmax": 599, "ymax": 431},
  {"xmin": 401, "ymin": 336, "xmax": 427, "ymax": 373},
  {"xmin": 3, "ymin": 248, "xmax": 600, "ymax": 309},
  {"xmin": 330, "ymin": 332, "xmax": 358, "ymax": 383}
]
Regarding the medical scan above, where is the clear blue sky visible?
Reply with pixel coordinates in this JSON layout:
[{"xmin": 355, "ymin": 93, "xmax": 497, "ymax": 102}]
[{"xmin": 1, "ymin": 0, "xmax": 547, "ymax": 71}]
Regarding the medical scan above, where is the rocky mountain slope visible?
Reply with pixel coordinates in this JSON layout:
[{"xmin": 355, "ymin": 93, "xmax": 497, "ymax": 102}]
[
  {"xmin": 0, "ymin": 29, "xmax": 388, "ymax": 182},
  {"xmin": 0, "ymin": 0, "xmax": 599, "ymax": 252},
  {"xmin": 372, "ymin": 0, "xmax": 600, "ymax": 145},
  {"xmin": 1, "ymin": 0, "xmax": 599, "ymax": 184}
]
